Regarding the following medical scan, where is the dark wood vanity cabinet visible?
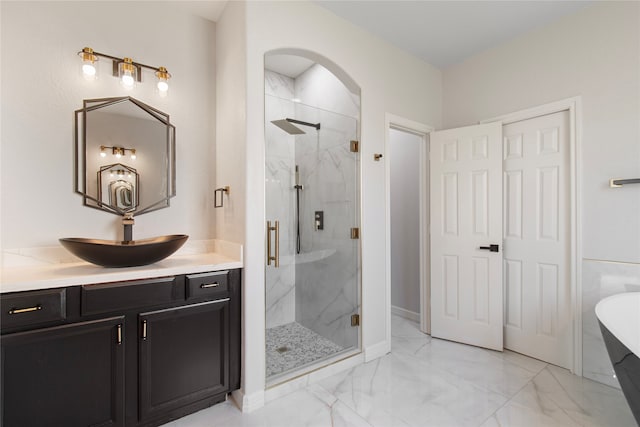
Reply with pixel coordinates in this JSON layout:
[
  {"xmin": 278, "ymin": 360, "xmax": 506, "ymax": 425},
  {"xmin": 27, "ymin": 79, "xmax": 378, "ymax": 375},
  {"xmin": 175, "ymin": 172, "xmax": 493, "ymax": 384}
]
[
  {"xmin": 139, "ymin": 299, "xmax": 230, "ymax": 423},
  {"xmin": 0, "ymin": 269, "xmax": 241, "ymax": 427},
  {"xmin": 1, "ymin": 316, "xmax": 125, "ymax": 427}
]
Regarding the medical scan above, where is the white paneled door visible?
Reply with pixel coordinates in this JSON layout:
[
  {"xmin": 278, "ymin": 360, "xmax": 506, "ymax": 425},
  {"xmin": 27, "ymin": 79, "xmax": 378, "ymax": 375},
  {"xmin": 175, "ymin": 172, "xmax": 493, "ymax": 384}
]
[
  {"xmin": 502, "ymin": 111, "xmax": 571, "ymax": 369},
  {"xmin": 430, "ymin": 122, "xmax": 503, "ymax": 351}
]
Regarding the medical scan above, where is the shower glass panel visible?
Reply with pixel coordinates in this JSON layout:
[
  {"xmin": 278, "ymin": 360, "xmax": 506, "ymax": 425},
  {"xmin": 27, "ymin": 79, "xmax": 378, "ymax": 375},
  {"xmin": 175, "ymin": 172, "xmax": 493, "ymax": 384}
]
[{"xmin": 265, "ymin": 93, "xmax": 360, "ymax": 383}]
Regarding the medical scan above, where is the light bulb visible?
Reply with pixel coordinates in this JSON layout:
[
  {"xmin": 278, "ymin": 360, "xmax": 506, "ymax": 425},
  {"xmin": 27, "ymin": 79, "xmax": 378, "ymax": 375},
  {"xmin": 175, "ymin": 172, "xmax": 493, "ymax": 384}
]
[
  {"xmin": 79, "ymin": 47, "xmax": 98, "ymax": 81},
  {"xmin": 82, "ymin": 63, "xmax": 96, "ymax": 78},
  {"xmin": 155, "ymin": 66, "xmax": 171, "ymax": 96},
  {"xmin": 130, "ymin": 149, "xmax": 136, "ymax": 160},
  {"xmin": 100, "ymin": 146, "xmax": 107, "ymax": 158},
  {"xmin": 115, "ymin": 152, "xmax": 122, "ymax": 159},
  {"xmin": 157, "ymin": 80, "xmax": 169, "ymax": 92},
  {"xmin": 122, "ymin": 71, "xmax": 134, "ymax": 88},
  {"xmin": 119, "ymin": 58, "xmax": 137, "ymax": 89}
]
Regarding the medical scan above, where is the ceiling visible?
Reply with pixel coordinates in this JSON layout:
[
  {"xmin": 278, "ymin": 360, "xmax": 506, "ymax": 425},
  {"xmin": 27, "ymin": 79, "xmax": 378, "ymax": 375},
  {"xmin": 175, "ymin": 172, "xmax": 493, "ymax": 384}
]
[
  {"xmin": 313, "ymin": 1, "xmax": 593, "ymax": 69},
  {"xmin": 178, "ymin": 0, "xmax": 593, "ymax": 70},
  {"xmin": 169, "ymin": 1, "xmax": 228, "ymax": 22}
]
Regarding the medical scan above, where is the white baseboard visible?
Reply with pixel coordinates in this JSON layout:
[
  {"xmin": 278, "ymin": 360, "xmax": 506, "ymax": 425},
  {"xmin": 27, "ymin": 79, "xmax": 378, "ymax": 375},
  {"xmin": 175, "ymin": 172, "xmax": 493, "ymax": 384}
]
[
  {"xmin": 231, "ymin": 389, "xmax": 265, "ymax": 413},
  {"xmin": 391, "ymin": 305, "xmax": 420, "ymax": 322},
  {"xmin": 364, "ymin": 340, "xmax": 390, "ymax": 362}
]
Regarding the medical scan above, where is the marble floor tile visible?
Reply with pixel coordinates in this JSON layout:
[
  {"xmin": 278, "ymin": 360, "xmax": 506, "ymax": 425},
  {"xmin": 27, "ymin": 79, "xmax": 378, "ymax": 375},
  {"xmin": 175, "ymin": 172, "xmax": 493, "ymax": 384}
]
[
  {"xmin": 317, "ymin": 351, "xmax": 509, "ymax": 427},
  {"xmin": 482, "ymin": 366, "xmax": 636, "ymax": 427},
  {"xmin": 164, "ymin": 315, "xmax": 634, "ymax": 427},
  {"xmin": 164, "ymin": 388, "xmax": 372, "ymax": 427}
]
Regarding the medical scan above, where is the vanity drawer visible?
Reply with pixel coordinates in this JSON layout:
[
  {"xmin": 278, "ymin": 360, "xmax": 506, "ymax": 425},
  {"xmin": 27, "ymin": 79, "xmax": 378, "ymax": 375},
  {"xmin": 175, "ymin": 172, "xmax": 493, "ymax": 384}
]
[
  {"xmin": 1, "ymin": 289, "xmax": 66, "ymax": 329},
  {"xmin": 82, "ymin": 276, "xmax": 182, "ymax": 315},
  {"xmin": 186, "ymin": 271, "xmax": 229, "ymax": 300}
]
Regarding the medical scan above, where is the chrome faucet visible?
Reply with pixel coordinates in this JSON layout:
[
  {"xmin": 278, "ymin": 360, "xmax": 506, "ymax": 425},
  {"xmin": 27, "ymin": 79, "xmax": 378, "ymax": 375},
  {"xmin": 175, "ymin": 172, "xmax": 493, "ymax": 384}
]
[{"xmin": 122, "ymin": 213, "xmax": 134, "ymax": 242}]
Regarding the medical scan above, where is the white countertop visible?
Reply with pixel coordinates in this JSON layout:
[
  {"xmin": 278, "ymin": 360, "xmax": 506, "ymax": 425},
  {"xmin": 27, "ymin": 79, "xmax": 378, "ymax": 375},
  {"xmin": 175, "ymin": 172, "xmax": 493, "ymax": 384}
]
[
  {"xmin": 595, "ymin": 292, "xmax": 640, "ymax": 358},
  {"xmin": 1, "ymin": 240, "xmax": 243, "ymax": 293}
]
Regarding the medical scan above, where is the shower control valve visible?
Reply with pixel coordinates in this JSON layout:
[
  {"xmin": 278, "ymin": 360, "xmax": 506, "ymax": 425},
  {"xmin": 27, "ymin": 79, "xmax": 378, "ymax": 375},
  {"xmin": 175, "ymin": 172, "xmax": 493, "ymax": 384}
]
[{"xmin": 315, "ymin": 211, "xmax": 324, "ymax": 231}]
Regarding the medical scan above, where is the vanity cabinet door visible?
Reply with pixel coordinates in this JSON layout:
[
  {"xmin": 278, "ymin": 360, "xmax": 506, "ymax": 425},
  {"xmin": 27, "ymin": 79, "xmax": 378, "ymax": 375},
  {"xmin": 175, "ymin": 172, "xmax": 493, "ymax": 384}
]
[
  {"xmin": 138, "ymin": 298, "xmax": 230, "ymax": 424},
  {"xmin": 1, "ymin": 316, "xmax": 125, "ymax": 427}
]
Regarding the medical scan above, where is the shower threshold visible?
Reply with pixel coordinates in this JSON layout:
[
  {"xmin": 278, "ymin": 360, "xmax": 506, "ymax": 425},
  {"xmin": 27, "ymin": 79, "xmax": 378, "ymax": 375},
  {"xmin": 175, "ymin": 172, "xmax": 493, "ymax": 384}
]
[{"xmin": 266, "ymin": 322, "xmax": 359, "ymax": 386}]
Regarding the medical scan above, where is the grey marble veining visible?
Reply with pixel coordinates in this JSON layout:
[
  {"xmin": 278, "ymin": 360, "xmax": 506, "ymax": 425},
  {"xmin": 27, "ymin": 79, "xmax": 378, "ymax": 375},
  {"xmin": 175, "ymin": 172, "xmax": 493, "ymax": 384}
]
[
  {"xmin": 265, "ymin": 69, "xmax": 295, "ymax": 100},
  {"xmin": 293, "ymin": 103, "xmax": 359, "ymax": 350},
  {"xmin": 165, "ymin": 315, "xmax": 635, "ymax": 427},
  {"xmin": 265, "ymin": 92, "xmax": 296, "ymax": 329}
]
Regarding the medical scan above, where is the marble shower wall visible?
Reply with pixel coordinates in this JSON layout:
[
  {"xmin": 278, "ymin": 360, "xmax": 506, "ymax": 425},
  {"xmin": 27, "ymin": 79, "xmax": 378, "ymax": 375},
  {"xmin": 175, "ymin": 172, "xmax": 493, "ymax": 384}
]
[
  {"xmin": 265, "ymin": 70, "xmax": 297, "ymax": 329},
  {"xmin": 582, "ymin": 259, "xmax": 640, "ymax": 388},
  {"xmin": 264, "ymin": 65, "xmax": 361, "ymax": 352},
  {"xmin": 293, "ymin": 103, "xmax": 359, "ymax": 350},
  {"xmin": 293, "ymin": 64, "xmax": 360, "ymax": 350}
]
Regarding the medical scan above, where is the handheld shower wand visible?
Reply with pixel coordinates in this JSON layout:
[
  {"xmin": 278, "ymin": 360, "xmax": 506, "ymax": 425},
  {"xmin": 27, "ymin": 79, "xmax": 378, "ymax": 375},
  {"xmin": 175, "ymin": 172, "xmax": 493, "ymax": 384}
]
[{"xmin": 294, "ymin": 166, "xmax": 304, "ymax": 254}]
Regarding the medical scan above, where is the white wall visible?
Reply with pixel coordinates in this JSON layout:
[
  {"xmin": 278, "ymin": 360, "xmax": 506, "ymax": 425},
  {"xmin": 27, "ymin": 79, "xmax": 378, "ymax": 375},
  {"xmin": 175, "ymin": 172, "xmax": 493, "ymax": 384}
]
[
  {"xmin": 0, "ymin": 1, "xmax": 216, "ymax": 249},
  {"xmin": 216, "ymin": 0, "xmax": 442, "ymax": 406},
  {"xmin": 215, "ymin": 0, "xmax": 246, "ymax": 244},
  {"xmin": 443, "ymin": 1, "xmax": 640, "ymax": 264},
  {"xmin": 214, "ymin": 0, "xmax": 257, "ymax": 406},
  {"xmin": 390, "ymin": 128, "xmax": 421, "ymax": 315},
  {"xmin": 295, "ymin": 64, "xmax": 360, "ymax": 119}
]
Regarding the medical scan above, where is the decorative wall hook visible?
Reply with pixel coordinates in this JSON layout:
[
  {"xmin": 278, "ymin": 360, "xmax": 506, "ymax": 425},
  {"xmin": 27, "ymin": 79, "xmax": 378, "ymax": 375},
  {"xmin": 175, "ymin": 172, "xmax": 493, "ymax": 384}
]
[
  {"xmin": 214, "ymin": 186, "xmax": 230, "ymax": 208},
  {"xmin": 374, "ymin": 153, "xmax": 383, "ymax": 161}
]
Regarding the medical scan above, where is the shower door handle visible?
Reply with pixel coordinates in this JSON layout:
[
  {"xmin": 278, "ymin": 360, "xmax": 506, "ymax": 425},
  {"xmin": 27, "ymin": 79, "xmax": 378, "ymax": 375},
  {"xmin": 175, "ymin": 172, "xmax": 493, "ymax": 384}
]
[{"xmin": 267, "ymin": 220, "xmax": 280, "ymax": 267}]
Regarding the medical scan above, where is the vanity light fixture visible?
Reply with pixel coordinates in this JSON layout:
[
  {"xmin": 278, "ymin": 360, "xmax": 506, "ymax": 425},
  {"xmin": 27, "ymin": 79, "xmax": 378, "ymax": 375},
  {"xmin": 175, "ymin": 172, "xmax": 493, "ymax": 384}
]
[
  {"xmin": 100, "ymin": 145, "xmax": 137, "ymax": 160},
  {"xmin": 78, "ymin": 47, "xmax": 171, "ymax": 94},
  {"xmin": 108, "ymin": 169, "xmax": 130, "ymax": 179}
]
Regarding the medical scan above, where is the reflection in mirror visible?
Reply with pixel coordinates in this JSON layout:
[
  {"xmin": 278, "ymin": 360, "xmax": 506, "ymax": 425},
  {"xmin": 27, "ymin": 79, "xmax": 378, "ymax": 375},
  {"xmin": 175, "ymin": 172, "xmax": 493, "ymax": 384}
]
[
  {"xmin": 97, "ymin": 163, "xmax": 139, "ymax": 212},
  {"xmin": 111, "ymin": 181, "xmax": 134, "ymax": 209},
  {"xmin": 74, "ymin": 97, "xmax": 175, "ymax": 216}
]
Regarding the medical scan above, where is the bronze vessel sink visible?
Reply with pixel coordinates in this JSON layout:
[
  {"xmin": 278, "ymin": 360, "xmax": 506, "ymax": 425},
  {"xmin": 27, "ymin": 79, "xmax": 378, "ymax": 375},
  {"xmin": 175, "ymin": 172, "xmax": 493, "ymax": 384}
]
[{"xmin": 59, "ymin": 235, "xmax": 189, "ymax": 268}]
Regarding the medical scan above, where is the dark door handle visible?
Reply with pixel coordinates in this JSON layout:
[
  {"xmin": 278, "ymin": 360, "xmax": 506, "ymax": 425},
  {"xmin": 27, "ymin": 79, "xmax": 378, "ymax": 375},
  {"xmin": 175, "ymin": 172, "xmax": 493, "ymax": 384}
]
[{"xmin": 479, "ymin": 244, "xmax": 500, "ymax": 252}]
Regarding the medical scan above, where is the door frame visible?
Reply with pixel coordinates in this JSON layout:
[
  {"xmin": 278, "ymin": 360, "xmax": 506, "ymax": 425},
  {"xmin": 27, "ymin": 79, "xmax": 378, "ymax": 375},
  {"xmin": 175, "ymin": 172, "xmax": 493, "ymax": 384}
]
[
  {"xmin": 384, "ymin": 113, "xmax": 434, "ymax": 348},
  {"xmin": 480, "ymin": 96, "xmax": 583, "ymax": 375}
]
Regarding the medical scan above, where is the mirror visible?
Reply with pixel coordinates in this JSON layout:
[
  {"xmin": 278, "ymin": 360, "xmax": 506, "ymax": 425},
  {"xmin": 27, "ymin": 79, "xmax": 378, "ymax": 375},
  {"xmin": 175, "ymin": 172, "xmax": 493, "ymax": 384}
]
[{"xmin": 74, "ymin": 97, "xmax": 175, "ymax": 216}]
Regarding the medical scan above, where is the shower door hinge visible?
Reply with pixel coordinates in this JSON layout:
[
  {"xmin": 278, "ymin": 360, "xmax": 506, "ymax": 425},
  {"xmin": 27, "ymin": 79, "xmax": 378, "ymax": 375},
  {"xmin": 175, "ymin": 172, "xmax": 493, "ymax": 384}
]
[
  {"xmin": 350, "ymin": 227, "xmax": 360, "ymax": 239},
  {"xmin": 350, "ymin": 140, "xmax": 359, "ymax": 153},
  {"xmin": 351, "ymin": 314, "xmax": 360, "ymax": 327}
]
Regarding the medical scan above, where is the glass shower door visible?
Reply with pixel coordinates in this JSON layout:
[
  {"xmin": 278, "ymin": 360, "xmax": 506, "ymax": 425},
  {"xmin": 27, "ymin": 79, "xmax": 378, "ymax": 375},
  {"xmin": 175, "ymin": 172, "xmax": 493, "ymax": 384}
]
[{"xmin": 265, "ymin": 94, "xmax": 360, "ymax": 382}]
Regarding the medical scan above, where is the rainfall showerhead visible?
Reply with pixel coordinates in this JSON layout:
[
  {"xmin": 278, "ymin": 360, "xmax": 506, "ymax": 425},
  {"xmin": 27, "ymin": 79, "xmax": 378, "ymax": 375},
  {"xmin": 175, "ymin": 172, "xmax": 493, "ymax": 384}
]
[
  {"xmin": 271, "ymin": 118, "xmax": 321, "ymax": 135},
  {"xmin": 271, "ymin": 119, "xmax": 306, "ymax": 135}
]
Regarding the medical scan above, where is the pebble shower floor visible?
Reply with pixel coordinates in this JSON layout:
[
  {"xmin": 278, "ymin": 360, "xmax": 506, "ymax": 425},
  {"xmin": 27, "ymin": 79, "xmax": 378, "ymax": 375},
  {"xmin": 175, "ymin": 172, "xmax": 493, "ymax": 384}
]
[{"xmin": 265, "ymin": 322, "xmax": 344, "ymax": 378}]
